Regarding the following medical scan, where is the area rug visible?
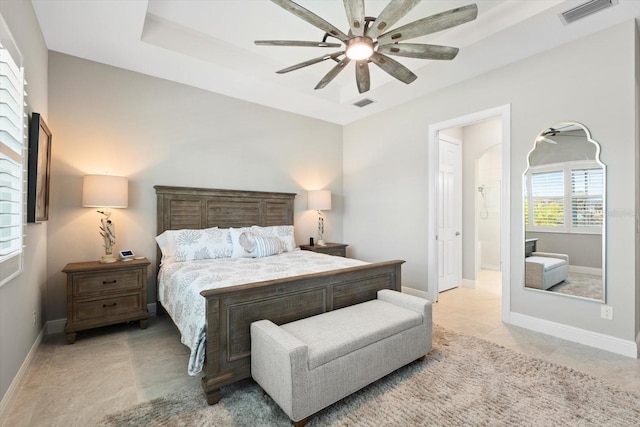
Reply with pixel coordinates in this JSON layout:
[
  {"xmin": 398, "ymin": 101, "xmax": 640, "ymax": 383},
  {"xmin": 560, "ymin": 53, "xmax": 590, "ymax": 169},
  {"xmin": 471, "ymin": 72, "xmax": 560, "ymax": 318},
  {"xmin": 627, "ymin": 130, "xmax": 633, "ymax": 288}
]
[
  {"xmin": 549, "ymin": 272, "xmax": 603, "ymax": 300},
  {"xmin": 100, "ymin": 325, "xmax": 640, "ymax": 426}
]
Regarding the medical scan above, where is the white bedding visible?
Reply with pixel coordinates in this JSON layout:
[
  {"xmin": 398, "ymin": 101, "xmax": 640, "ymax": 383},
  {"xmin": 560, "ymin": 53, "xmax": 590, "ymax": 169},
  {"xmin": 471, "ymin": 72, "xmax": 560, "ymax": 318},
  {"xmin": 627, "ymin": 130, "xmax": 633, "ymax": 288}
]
[{"xmin": 158, "ymin": 250, "xmax": 368, "ymax": 375}]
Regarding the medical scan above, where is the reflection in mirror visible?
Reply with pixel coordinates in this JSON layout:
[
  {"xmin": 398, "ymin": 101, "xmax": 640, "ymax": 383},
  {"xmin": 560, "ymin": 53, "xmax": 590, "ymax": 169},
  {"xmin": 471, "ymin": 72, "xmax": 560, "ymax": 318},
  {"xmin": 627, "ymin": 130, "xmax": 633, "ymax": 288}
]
[{"xmin": 523, "ymin": 122, "xmax": 605, "ymax": 302}]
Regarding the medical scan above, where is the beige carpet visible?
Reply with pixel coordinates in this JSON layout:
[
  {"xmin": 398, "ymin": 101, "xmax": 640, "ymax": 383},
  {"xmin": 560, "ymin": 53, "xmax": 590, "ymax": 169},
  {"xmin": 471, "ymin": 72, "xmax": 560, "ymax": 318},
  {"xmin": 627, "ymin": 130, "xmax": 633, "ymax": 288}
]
[
  {"xmin": 549, "ymin": 272, "xmax": 603, "ymax": 301},
  {"xmin": 100, "ymin": 326, "xmax": 640, "ymax": 426}
]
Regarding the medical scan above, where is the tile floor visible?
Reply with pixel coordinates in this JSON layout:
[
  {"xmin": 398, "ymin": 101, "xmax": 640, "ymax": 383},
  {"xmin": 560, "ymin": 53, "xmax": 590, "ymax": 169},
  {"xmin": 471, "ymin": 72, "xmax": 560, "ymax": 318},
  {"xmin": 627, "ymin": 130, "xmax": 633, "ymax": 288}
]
[{"xmin": 3, "ymin": 270, "xmax": 640, "ymax": 426}]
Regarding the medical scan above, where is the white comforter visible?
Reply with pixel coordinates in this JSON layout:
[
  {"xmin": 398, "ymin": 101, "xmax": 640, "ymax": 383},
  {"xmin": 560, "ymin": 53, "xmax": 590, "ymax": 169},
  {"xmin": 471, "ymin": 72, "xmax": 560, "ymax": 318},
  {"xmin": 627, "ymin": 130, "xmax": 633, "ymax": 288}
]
[{"xmin": 157, "ymin": 250, "xmax": 368, "ymax": 375}]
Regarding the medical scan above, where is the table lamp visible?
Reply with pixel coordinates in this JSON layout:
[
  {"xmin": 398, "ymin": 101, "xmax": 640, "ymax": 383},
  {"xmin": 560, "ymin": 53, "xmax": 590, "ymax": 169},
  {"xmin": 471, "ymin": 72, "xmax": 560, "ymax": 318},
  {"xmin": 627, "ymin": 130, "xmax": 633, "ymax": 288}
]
[
  {"xmin": 82, "ymin": 174, "xmax": 128, "ymax": 263},
  {"xmin": 308, "ymin": 190, "xmax": 331, "ymax": 246}
]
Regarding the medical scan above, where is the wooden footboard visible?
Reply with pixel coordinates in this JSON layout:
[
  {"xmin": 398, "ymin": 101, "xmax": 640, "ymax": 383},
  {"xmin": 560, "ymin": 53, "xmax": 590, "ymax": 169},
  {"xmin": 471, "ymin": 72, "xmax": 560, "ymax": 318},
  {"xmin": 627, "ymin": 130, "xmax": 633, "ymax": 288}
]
[{"xmin": 199, "ymin": 259, "xmax": 404, "ymax": 404}]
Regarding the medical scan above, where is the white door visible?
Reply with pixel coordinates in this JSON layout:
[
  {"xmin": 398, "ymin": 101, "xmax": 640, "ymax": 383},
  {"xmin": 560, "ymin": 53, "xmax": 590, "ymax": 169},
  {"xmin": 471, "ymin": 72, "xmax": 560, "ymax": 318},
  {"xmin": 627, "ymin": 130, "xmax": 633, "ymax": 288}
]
[{"xmin": 438, "ymin": 135, "xmax": 462, "ymax": 292}]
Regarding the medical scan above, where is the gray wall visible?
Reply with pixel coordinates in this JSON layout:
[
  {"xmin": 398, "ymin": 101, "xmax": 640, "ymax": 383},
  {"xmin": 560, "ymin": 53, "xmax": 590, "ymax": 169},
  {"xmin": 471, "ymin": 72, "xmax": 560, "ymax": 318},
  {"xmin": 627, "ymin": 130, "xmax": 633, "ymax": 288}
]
[
  {"xmin": 526, "ymin": 232, "xmax": 602, "ymax": 269},
  {"xmin": 0, "ymin": 1, "xmax": 49, "ymax": 405},
  {"xmin": 343, "ymin": 21, "xmax": 638, "ymax": 342},
  {"xmin": 46, "ymin": 52, "xmax": 345, "ymax": 321}
]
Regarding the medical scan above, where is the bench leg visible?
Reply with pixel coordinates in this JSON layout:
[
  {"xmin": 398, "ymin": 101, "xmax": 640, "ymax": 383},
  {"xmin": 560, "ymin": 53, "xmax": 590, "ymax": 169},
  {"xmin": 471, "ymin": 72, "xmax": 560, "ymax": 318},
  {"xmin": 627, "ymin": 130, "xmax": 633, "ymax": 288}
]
[{"xmin": 292, "ymin": 417, "xmax": 309, "ymax": 427}]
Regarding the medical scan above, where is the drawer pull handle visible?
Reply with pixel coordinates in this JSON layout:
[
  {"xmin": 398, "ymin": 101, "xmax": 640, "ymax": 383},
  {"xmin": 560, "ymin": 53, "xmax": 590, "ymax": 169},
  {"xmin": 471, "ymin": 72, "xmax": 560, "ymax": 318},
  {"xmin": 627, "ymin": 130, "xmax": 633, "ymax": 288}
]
[
  {"xmin": 102, "ymin": 302, "xmax": 118, "ymax": 308},
  {"xmin": 102, "ymin": 280, "xmax": 117, "ymax": 285}
]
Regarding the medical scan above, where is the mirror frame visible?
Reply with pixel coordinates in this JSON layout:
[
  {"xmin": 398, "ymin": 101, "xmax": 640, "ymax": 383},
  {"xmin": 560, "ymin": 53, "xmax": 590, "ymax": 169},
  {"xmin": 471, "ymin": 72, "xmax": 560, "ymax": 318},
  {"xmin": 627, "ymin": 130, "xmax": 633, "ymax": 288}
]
[{"xmin": 522, "ymin": 122, "xmax": 606, "ymax": 302}]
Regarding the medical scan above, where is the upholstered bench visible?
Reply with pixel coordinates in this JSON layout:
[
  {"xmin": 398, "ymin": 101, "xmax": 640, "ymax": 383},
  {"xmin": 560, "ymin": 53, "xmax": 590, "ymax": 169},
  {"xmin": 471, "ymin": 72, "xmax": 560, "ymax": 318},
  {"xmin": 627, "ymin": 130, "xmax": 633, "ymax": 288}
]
[
  {"xmin": 525, "ymin": 251, "xmax": 569, "ymax": 290},
  {"xmin": 251, "ymin": 289, "xmax": 432, "ymax": 426}
]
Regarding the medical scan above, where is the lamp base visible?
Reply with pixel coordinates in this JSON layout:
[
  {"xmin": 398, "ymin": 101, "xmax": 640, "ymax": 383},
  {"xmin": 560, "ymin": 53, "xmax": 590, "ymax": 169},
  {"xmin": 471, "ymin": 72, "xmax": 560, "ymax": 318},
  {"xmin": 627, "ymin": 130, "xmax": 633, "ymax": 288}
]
[
  {"xmin": 100, "ymin": 254, "xmax": 117, "ymax": 264},
  {"xmin": 316, "ymin": 240, "xmax": 327, "ymax": 246}
]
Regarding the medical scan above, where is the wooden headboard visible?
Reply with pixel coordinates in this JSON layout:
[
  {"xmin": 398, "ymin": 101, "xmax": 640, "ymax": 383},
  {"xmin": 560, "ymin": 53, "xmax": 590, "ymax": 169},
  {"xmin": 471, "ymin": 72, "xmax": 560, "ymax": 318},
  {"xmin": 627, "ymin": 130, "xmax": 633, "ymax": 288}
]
[{"xmin": 155, "ymin": 186, "xmax": 296, "ymax": 234}]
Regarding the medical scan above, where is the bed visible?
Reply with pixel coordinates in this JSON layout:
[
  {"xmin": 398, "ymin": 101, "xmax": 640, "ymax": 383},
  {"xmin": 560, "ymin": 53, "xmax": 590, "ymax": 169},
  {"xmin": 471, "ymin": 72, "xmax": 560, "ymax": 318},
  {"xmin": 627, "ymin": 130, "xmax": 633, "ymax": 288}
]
[{"xmin": 155, "ymin": 186, "xmax": 405, "ymax": 404}]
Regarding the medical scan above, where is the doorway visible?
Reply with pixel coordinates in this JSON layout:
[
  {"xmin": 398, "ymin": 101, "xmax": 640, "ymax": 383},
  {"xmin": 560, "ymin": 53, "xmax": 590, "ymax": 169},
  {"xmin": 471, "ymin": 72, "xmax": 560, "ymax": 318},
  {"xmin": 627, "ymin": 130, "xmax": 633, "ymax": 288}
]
[
  {"xmin": 477, "ymin": 144, "xmax": 502, "ymax": 273},
  {"xmin": 427, "ymin": 105, "xmax": 511, "ymax": 322}
]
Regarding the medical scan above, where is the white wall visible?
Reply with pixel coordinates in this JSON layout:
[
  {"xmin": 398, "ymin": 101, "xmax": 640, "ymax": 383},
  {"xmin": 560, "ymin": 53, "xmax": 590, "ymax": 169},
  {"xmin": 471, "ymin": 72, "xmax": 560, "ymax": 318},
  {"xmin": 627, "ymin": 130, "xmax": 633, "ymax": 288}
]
[
  {"xmin": 46, "ymin": 53, "xmax": 344, "ymax": 321},
  {"xmin": 461, "ymin": 118, "xmax": 502, "ymax": 279},
  {"xmin": 0, "ymin": 1, "xmax": 48, "ymax": 405},
  {"xmin": 476, "ymin": 144, "xmax": 502, "ymax": 271},
  {"xmin": 344, "ymin": 21, "xmax": 637, "ymax": 342}
]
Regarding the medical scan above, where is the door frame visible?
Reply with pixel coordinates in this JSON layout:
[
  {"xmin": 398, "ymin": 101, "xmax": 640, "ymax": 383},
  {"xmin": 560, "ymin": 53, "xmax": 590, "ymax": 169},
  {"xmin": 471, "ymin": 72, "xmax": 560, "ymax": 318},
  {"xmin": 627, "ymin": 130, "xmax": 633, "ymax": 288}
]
[{"xmin": 427, "ymin": 104, "xmax": 512, "ymax": 323}]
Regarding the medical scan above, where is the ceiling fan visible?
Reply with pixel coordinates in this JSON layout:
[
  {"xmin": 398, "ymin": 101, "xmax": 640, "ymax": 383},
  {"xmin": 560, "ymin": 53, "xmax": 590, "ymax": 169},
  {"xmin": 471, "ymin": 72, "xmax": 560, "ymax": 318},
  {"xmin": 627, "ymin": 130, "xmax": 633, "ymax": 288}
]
[
  {"xmin": 255, "ymin": 0, "xmax": 478, "ymax": 94},
  {"xmin": 536, "ymin": 124, "xmax": 582, "ymax": 144}
]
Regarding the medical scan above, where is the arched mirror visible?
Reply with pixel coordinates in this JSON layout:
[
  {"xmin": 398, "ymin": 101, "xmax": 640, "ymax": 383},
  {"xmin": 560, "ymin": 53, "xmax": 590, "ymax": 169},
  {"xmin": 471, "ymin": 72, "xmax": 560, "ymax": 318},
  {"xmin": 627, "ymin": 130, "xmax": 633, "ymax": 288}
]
[{"xmin": 523, "ymin": 122, "xmax": 605, "ymax": 302}]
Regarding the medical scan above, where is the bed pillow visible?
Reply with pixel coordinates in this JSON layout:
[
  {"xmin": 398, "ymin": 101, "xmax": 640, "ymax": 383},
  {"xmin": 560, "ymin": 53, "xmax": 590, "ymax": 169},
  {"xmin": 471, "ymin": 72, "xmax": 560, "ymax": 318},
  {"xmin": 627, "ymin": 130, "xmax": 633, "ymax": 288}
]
[
  {"xmin": 156, "ymin": 230, "xmax": 179, "ymax": 263},
  {"xmin": 252, "ymin": 234, "xmax": 285, "ymax": 258},
  {"xmin": 173, "ymin": 227, "xmax": 231, "ymax": 262},
  {"xmin": 229, "ymin": 227, "xmax": 255, "ymax": 258},
  {"xmin": 251, "ymin": 225, "xmax": 297, "ymax": 252},
  {"xmin": 156, "ymin": 229, "xmax": 196, "ymax": 263}
]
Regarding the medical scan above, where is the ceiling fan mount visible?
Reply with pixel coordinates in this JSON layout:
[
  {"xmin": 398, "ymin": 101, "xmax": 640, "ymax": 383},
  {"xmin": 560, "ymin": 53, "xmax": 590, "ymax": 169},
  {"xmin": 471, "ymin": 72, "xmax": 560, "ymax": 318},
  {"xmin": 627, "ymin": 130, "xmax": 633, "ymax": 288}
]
[{"xmin": 256, "ymin": 0, "xmax": 478, "ymax": 94}]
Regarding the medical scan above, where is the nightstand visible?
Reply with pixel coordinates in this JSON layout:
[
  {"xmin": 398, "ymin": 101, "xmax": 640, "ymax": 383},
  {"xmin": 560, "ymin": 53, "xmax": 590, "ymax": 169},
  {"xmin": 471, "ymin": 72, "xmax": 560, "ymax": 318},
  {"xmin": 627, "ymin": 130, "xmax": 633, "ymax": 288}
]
[
  {"xmin": 300, "ymin": 242, "xmax": 348, "ymax": 257},
  {"xmin": 62, "ymin": 258, "xmax": 150, "ymax": 344}
]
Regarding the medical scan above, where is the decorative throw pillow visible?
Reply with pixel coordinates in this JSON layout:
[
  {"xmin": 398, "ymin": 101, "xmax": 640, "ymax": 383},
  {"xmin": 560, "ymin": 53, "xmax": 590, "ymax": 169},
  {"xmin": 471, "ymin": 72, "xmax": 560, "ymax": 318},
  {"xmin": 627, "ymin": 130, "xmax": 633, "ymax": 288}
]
[
  {"xmin": 229, "ymin": 229, "xmax": 284, "ymax": 258},
  {"xmin": 253, "ymin": 234, "xmax": 285, "ymax": 258},
  {"xmin": 229, "ymin": 227, "xmax": 255, "ymax": 258},
  {"xmin": 251, "ymin": 225, "xmax": 297, "ymax": 252},
  {"xmin": 173, "ymin": 227, "xmax": 231, "ymax": 262}
]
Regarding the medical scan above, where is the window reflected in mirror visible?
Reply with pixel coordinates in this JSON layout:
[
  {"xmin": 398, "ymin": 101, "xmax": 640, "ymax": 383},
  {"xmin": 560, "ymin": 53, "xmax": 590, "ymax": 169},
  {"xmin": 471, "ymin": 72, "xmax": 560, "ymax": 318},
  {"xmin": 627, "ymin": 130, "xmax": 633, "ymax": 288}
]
[{"xmin": 523, "ymin": 122, "xmax": 605, "ymax": 302}]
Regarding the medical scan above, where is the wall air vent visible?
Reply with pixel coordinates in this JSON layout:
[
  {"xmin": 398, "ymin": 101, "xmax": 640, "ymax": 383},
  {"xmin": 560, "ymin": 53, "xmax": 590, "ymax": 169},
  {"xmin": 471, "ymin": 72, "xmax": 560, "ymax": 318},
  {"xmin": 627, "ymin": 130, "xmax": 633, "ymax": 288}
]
[
  {"xmin": 559, "ymin": 0, "xmax": 618, "ymax": 25},
  {"xmin": 353, "ymin": 98, "xmax": 374, "ymax": 108}
]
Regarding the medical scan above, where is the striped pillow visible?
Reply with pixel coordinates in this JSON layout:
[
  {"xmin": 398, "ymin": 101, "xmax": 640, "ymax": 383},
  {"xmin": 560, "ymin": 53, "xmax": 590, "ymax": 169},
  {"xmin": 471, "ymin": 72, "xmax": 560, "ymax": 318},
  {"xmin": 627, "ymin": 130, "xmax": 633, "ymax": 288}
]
[{"xmin": 253, "ymin": 235, "xmax": 284, "ymax": 258}]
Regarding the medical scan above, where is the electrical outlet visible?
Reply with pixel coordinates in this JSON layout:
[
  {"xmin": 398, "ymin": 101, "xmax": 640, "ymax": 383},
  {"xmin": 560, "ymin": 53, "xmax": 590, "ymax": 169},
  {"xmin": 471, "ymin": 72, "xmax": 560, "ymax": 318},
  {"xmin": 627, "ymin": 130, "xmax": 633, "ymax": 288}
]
[
  {"xmin": 32, "ymin": 310, "xmax": 37, "ymax": 327},
  {"xmin": 601, "ymin": 305, "xmax": 613, "ymax": 320}
]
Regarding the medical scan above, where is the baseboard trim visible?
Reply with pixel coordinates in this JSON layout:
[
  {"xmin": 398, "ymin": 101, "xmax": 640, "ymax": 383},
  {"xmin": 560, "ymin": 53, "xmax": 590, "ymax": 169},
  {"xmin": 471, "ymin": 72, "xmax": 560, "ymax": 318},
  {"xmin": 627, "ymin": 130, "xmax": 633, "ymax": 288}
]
[
  {"xmin": 510, "ymin": 312, "xmax": 638, "ymax": 358},
  {"xmin": 569, "ymin": 265, "xmax": 602, "ymax": 275},
  {"xmin": 401, "ymin": 286, "xmax": 430, "ymax": 301},
  {"xmin": 45, "ymin": 318, "xmax": 66, "ymax": 335},
  {"xmin": 0, "ymin": 329, "xmax": 43, "ymax": 421},
  {"xmin": 461, "ymin": 279, "xmax": 476, "ymax": 289}
]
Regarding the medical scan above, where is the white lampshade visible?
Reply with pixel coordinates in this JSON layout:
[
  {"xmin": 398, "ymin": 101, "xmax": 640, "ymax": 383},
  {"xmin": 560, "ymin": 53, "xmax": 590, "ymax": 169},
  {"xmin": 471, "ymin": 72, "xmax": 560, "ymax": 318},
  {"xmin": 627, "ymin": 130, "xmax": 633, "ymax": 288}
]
[
  {"xmin": 308, "ymin": 190, "xmax": 331, "ymax": 211},
  {"xmin": 82, "ymin": 174, "xmax": 128, "ymax": 208}
]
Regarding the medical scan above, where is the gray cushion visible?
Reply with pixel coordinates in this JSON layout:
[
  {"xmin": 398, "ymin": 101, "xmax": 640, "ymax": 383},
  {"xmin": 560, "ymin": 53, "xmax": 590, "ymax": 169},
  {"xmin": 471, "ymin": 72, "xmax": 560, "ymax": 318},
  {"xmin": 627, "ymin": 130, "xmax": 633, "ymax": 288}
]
[
  {"xmin": 281, "ymin": 299, "xmax": 423, "ymax": 369},
  {"xmin": 526, "ymin": 256, "xmax": 566, "ymax": 271}
]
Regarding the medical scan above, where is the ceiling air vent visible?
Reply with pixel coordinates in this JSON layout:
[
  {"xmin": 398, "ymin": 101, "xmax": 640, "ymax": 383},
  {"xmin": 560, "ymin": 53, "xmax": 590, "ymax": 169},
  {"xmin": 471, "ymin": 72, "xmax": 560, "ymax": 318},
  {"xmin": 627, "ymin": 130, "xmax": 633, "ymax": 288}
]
[
  {"xmin": 559, "ymin": 0, "xmax": 618, "ymax": 25},
  {"xmin": 353, "ymin": 98, "xmax": 374, "ymax": 108}
]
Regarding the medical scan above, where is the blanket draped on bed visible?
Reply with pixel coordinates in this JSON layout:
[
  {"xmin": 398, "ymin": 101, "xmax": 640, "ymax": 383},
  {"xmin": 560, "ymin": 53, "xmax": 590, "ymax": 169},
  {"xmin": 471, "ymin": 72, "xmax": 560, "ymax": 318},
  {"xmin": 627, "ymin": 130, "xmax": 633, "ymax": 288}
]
[{"xmin": 158, "ymin": 250, "xmax": 368, "ymax": 375}]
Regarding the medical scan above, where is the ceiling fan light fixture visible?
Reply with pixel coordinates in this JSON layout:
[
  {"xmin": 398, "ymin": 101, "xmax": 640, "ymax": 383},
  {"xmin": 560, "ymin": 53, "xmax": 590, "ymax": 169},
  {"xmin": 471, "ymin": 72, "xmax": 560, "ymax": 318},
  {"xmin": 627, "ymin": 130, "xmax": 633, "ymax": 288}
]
[
  {"xmin": 258, "ymin": 1, "xmax": 479, "ymax": 92},
  {"xmin": 346, "ymin": 37, "xmax": 374, "ymax": 60}
]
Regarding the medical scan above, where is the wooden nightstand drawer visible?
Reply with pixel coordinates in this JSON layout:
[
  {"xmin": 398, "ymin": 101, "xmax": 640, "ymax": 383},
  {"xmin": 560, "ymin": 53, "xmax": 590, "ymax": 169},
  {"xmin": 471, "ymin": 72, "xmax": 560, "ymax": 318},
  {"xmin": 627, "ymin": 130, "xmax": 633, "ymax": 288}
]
[
  {"xmin": 300, "ymin": 243, "xmax": 348, "ymax": 257},
  {"xmin": 63, "ymin": 258, "xmax": 150, "ymax": 343},
  {"xmin": 75, "ymin": 294, "xmax": 142, "ymax": 322},
  {"xmin": 318, "ymin": 246, "xmax": 346, "ymax": 257},
  {"xmin": 74, "ymin": 270, "xmax": 142, "ymax": 296}
]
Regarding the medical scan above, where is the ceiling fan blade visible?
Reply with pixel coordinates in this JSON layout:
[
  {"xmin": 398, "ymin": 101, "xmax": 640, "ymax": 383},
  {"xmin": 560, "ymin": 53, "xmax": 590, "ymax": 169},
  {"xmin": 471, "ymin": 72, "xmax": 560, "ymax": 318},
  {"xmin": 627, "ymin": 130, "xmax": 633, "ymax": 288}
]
[
  {"xmin": 369, "ymin": 52, "xmax": 417, "ymax": 85},
  {"xmin": 276, "ymin": 51, "xmax": 344, "ymax": 74},
  {"xmin": 315, "ymin": 57, "xmax": 351, "ymax": 89},
  {"xmin": 270, "ymin": 0, "xmax": 349, "ymax": 42},
  {"xmin": 344, "ymin": 0, "xmax": 366, "ymax": 37},
  {"xmin": 377, "ymin": 4, "xmax": 478, "ymax": 45},
  {"xmin": 255, "ymin": 40, "xmax": 342, "ymax": 48},
  {"xmin": 367, "ymin": 0, "xmax": 421, "ymax": 39},
  {"xmin": 377, "ymin": 43, "xmax": 459, "ymax": 60},
  {"xmin": 355, "ymin": 60, "xmax": 370, "ymax": 93}
]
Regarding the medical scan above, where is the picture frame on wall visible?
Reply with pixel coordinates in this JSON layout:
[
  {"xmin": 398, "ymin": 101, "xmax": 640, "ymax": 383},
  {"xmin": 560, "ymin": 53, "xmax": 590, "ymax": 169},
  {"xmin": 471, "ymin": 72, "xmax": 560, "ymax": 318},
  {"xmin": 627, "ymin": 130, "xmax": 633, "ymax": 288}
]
[{"xmin": 27, "ymin": 112, "xmax": 52, "ymax": 223}]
